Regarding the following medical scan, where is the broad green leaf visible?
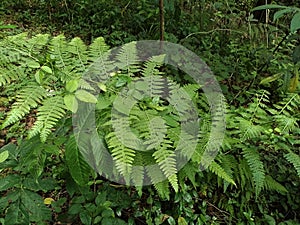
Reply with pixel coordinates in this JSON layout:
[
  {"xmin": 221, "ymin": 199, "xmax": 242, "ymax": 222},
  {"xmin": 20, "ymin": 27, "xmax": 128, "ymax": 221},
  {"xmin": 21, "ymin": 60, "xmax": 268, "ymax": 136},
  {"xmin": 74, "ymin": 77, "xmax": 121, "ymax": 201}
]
[
  {"xmin": 95, "ymin": 192, "xmax": 107, "ymax": 206},
  {"xmin": 65, "ymin": 136, "xmax": 91, "ymax": 185},
  {"xmin": 260, "ymin": 73, "xmax": 283, "ymax": 84},
  {"xmin": 101, "ymin": 208, "xmax": 114, "ymax": 218},
  {"xmin": 27, "ymin": 60, "xmax": 40, "ymax": 68},
  {"xmin": 96, "ymin": 95, "xmax": 113, "ymax": 110},
  {"xmin": 34, "ymin": 70, "xmax": 44, "ymax": 84},
  {"xmin": 273, "ymin": 8, "xmax": 294, "ymax": 21},
  {"xmin": 66, "ymin": 79, "xmax": 79, "ymax": 92},
  {"xmin": 75, "ymin": 89, "xmax": 97, "ymax": 103},
  {"xmin": 41, "ymin": 65, "xmax": 53, "ymax": 74},
  {"xmin": 291, "ymin": 12, "xmax": 300, "ymax": 33},
  {"xmin": 68, "ymin": 203, "xmax": 83, "ymax": 214},
  {"xmin": 64, "ymin": 94, "xmax": 78, "ymax": 113},
  {"xmin": 167, "ymin": 216, "xmax": 176, "ymax": 225},
  {"xmin": 252, "ymin": 4, "xmax": 287, "ymax": 11},
  {"xmin": 0, "ymin": 150, "xmax": 9, "ymax": 163},
  {"xmin": 97, "ymin": 82, "xmax": 107, "ymax": 92},
  {"xmin": 80, "ymin": 211, "xmax": 92, "ymax": 225}
]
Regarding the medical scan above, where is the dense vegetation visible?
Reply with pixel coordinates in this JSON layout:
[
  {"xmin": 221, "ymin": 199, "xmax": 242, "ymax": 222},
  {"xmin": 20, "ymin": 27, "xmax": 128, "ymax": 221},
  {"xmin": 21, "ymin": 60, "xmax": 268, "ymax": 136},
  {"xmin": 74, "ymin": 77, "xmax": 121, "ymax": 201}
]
[{"xmin": 0, "ymin": 0, "xmax": 299, "ymax": 224}]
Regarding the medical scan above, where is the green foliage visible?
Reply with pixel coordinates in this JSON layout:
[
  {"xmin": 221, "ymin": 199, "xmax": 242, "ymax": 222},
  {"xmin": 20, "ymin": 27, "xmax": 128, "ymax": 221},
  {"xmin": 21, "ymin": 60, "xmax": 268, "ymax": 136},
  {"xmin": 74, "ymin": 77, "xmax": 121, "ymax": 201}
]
[{"xmin": 0, "ymin": 1, "xmax": 299, "ymax": 223}]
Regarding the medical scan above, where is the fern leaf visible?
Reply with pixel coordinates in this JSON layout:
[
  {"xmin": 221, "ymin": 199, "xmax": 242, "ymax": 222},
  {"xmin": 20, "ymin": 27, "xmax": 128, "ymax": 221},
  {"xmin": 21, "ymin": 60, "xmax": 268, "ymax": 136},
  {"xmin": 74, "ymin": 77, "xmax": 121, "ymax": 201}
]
[
  {"xmin": 178, "ymin": 162, "xmax": 198, "ymax": 188},
  {"xmin": 49, "ymin": 35, "xmax": 69, "ymax": 69},
  {"xmin": 2, "ymin": 85, "xmax": 46, "ymax": 128},
  {"xmin": 116, "ymin": 41, "xmax": 140, "ymax": 75},
  {"xmin": 284, "ymin": 151, "xmax": 300, "ymax": 177},
  {"xmin": 106, "ymin": 134, "xmax": 136, "ymax": 182},
  {"xmin": 242, "ymin": 148, "xmax": 265, "ymax": 197},
  {"xmin": 0, "ymin": 65, "xmax": 24, "ymax": 86},
  {"xmin": 28, "ymin": 96, "xmax": 66, "ymax": 142},
  {"xmin": 274, "ymin": 115, "xmax": 298, "ymax": 133},
  {"xmin": 67, "ymin": 37, "xmax": 88, "ymax": 71},
  {"xmin": 88, "ymin": 36, "xmax": 109, "ymax": 61},
  {"xmin": 146, "ymin": 162, "xmax": 171, "ymax": 200},
  {"xmin": 264, "ymin": 175, "xmax": 288, "ymax": 193},
  {"xmin": 208, "ymin": 161, "xmax": 236, "ymax": 185},
  {"xmin": 219, "ymin": 154, "xmax": 238, "ymax": 191},
  {"xmin": 26, "ymin": 34, "xmax": 50, "ymax": 54},
  {"xmin": 237, "ymin": 118, "xmax": 265, "ymax": 140},
  {"xmin": 131, "ymin": 152, "xmax": 145, "ymax": 196},
  {"xmin": 142, "ymin": 54, "xmax": 165, "ymax": 77},
  {"xmin": 152, "ymin": 141, "xmax": 178, "ymax": 192}
]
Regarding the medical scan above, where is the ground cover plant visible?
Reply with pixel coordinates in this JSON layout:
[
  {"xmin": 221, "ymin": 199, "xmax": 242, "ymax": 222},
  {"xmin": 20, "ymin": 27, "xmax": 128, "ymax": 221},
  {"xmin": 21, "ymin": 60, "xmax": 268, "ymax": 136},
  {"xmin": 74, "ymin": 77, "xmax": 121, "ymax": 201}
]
[{"xmin": 0, "ymin": 0, "xmax": 299, "ymax": 224}]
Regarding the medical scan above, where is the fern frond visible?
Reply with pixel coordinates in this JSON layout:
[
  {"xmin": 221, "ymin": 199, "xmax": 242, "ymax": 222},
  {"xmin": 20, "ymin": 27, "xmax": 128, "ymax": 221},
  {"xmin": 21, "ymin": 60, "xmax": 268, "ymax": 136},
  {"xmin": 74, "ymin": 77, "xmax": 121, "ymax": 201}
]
[
  {"xmin": 219, "ymin": 154, "xmax": 238, "ymax": 191},
  {"xmin": 116, "ymin": 41, "xmax": 140, "ymax": 75},
  {"xmin": 67, "ymin": 37, "xmax": 88, "ymax": 71},
  {"xmin": 106, "ymin": 133, "xmax": 136, "ymax": 182},
  {"xmin": 242, "ymin": 148, "xmax": 265, "ymax": 197},
  {"xmin": 131, "ymin": 152, "xmax": 145, "ymax": 195},
  {"xmin": 284, "ymin": 151, "xmax": 300, "ymax": 177},
  {"xmin": 153, "ymin": 180, "xmax": 171, "ymax": 200},
  {"xmin": 275, "ymin": 115, "xmax": 298, "ymax": 133},
  {"xmin": 26, "ymin": 34, "xmax": 50, "ymax": 54},
  {"xmin": 142, "ymin": 54, "xmax": 165, "ymax": 77},
  {"xmin": 208, "ymin": 161, "xmax": 236, "ymax": 185},
  {"xmin": 49, "ymin": 35, "xmax": 76, "ymax": 82},
  {"xmin": 2, "ymin": 85, "xmax": 46, "ymax": 128},
  {"xmin": 264, "ymin": 175, "xmax": 288, "ymax": 193},
  {"xmin": 178, "ymin": 162, "xmax": 198, "ymax": 188},
  {"xmin": 275, "ymin": 93, "xmax": 300, "ymax": 116},
  {"xmin": 144, "ymin": 117, "xmax": 167, "ymax": 150},
  {"xmin": 237, "ymin": 118, "xmax": 265, "ymax": 140},
  {"xmin": 49, "ymin": 35, "xmax": 69, "ymax": 69},
  {"xmin": 85, "ymin": 39, "xmax": 114, "ymax": 83},
  {"xmin": 0, "ymin": 65, "xmax": 24, "ymax": 86},
  {"xmin": 146, "ymin": 162, "xmax": 170, "ymax": 200},
  {"xmin": 28, "ymin": 96, "xmax": 66, "ymax": 142},
  {"xmin": 152, "ymin": 141, "xmax": 178, "ymax": 192},
  {"xmin": 88, "ymin": 36, "xmax": 110, "ymax": 61}
]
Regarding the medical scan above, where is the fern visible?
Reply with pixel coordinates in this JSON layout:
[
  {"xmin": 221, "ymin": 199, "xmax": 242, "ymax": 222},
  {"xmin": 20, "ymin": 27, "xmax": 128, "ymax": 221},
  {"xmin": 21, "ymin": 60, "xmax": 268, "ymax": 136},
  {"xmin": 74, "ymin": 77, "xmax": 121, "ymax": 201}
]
[
  {"xmin": 264, "ymin": 175, "xmax": 288, "ymax": 193},
  {"xmin": 106, "ymin": 132, "xmax": 136, "ymax": 181},
  {"xmin": 242, "ymin": 147, "xmax": 265, "ymax": 197},
  {"xmin": 0, "ymin": 34, "xmax": 243, "ymax": 200},
  {"xmin": 284, "ymin": 151, "xmax": 300, "ymax": 177},
  {"xmin": 152, "ymin": 140, "xmax": 178, "ymax": 192},
  {"xmin": 208, "ymin": 161, "xmax": 236, "ymax": 186},
  {"xmin": 115, "ymin": 41, "xmax": 139, "ymax": 74},
  {"xmin": 218, "ymin": 154, "xmax": 238, "ymax": 191},
  {"xmin": 28, "ymin": 96, "xmax": 66, "ymax": 142},
  {"xmin": 2, "ymin": 84, "xmax": 46, "ymax": 128}
]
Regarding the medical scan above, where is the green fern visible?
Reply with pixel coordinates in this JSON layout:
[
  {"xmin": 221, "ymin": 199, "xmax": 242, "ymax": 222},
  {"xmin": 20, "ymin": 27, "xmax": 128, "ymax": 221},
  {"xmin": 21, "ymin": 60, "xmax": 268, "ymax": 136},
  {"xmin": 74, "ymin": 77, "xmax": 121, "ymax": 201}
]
[
  {"xmin": 264, "ymin": 175, "xmax": 288, "ymax": 193},
  {"xmin": 242, "ymin": 147, "xmax": 265, "ymax": 197},
  {"xmin": 2, "ymin": 84, "xmax": 46, "ymax": 128},
  {"xmin": 208, "ymin": 161, "xmax": 236, "ymax": 186},
  {"xmin": 28, "ymin": 96, "xmax": 67, "ymax": 142},
  {"xmin": 152, "ymin": 140, "xmax": 178, "ymax": 192},
  {"xmin": 106, "ymin": 132, "xmax": 135, "ymax": 180},
  {"xmin": 284, "ymin": 151, "xmax": 300, "ymax": 177},
  {"xmin": 0, "ymin": 34, "xmax": 238, "ymax": 200}
]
